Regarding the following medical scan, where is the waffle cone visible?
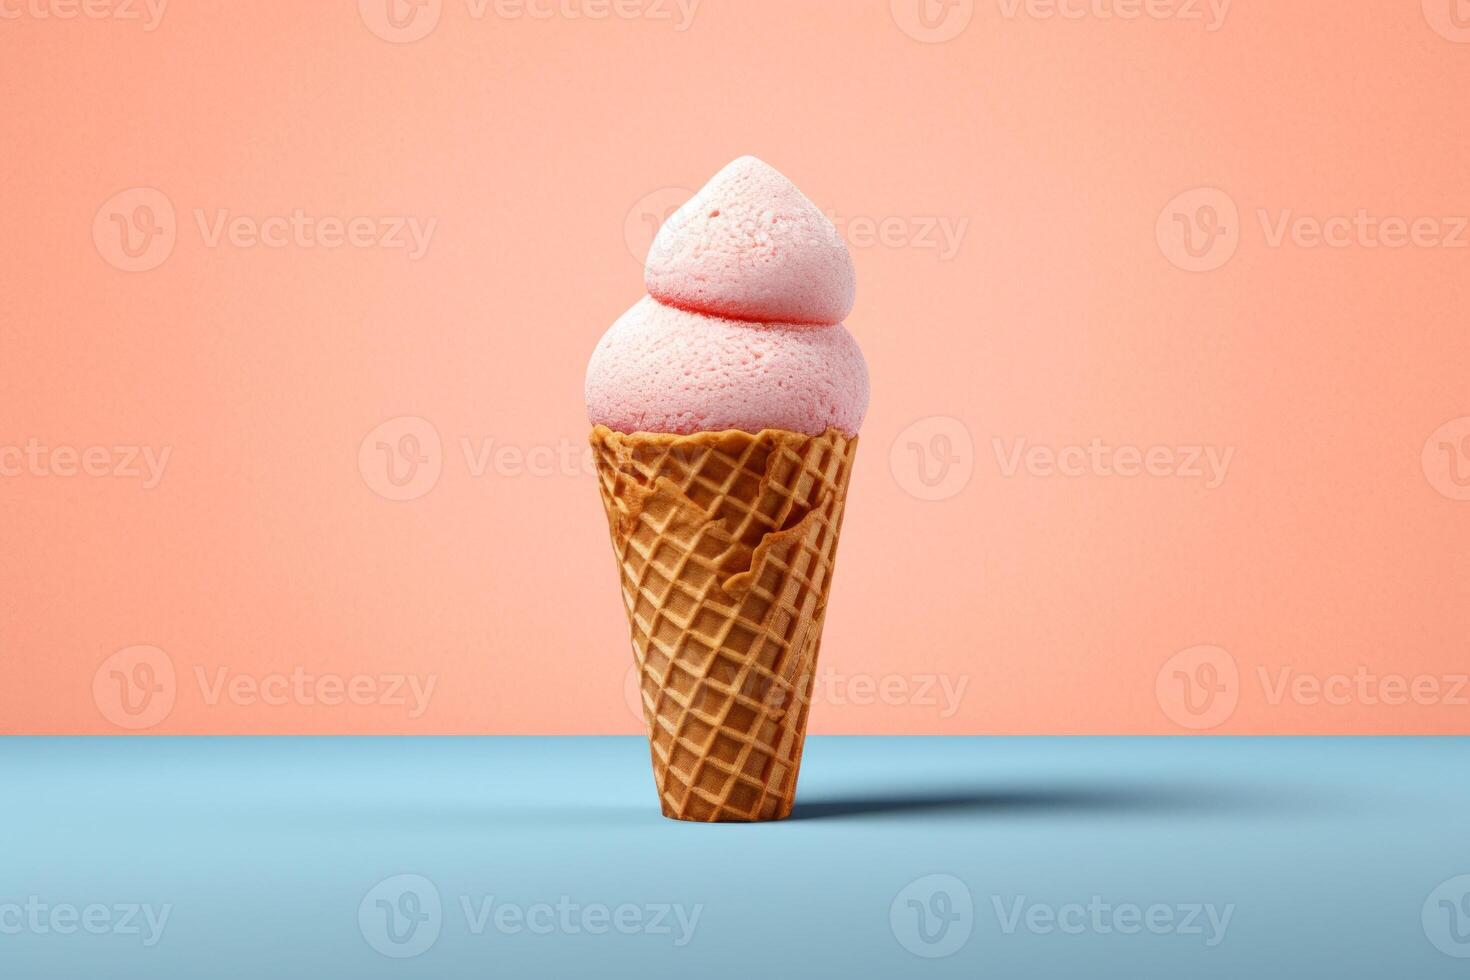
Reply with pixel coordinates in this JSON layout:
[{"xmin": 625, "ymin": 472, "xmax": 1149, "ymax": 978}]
[{"xmin": 591, "ymin": 424, "xmax": 857, "ymax": 821}]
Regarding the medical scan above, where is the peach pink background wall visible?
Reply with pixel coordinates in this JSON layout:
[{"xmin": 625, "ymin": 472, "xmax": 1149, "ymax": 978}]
[{"xmin": 3, "ymin": 1, "xmax": 1468, "ymax": 735}]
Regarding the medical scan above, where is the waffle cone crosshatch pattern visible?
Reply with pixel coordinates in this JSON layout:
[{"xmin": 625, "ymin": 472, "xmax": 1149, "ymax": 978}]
[{"xmin": 591, "ymin": 426, "xmax": 858, "ymax": 821}]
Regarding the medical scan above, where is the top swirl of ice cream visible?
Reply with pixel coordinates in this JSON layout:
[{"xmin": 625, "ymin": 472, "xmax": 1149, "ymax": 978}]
[
  {"xmin": 645, "ymin": 157, "xmax": 856, "ymax": 326},
  {"xmin": 587, "ymin": 157, "xmax": 868, "ymax": 437}
]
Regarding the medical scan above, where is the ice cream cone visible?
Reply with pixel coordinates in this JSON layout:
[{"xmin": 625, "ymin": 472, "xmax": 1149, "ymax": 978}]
[
  {"xmin": 585, "ymin": 157, "xmax": 868, "ymax": 819},
  {"xmin": 591, "ymin": 424, "xmax": 857, "ymax": 821}
]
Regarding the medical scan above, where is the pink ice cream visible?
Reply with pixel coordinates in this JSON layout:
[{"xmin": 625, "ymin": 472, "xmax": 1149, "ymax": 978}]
[{"xmin": 586, "ymin": 156, "xmax": 868, "ymax": 437}]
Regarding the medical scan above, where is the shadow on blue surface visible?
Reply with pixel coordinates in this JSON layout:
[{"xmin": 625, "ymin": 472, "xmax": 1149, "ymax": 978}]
[{"xmin": 789, "ymin": 780, "xmax": 1327, "ymax": 820}]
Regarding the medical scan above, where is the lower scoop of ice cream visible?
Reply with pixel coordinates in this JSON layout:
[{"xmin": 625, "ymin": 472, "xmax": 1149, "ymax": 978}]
[{"xmin": 585, "ymin": 295, "xmax": 868, "ymax": 437}]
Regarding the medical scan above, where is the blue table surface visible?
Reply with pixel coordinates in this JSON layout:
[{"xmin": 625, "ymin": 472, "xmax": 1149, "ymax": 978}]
[{"xmin": 2, "ymin": 736, "xmax": 1468, "ymax": 978}]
